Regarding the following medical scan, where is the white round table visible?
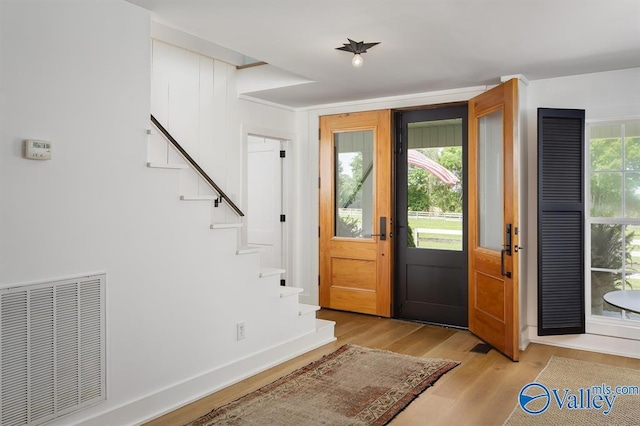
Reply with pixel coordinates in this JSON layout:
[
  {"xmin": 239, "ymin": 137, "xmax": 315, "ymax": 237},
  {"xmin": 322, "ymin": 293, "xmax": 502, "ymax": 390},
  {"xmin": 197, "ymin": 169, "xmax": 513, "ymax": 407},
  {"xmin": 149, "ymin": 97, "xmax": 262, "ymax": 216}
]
[{"xmin": 603, "ymin": 290, "xmax": 640, "ymax": 314}]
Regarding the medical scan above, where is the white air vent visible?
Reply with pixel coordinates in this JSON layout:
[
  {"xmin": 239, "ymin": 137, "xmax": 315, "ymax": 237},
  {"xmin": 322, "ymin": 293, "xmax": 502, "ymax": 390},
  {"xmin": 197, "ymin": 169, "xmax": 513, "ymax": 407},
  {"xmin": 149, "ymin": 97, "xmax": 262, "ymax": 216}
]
[{"xmin": 1, "ymin": 274, "xmax": 105, "ymax": 426}]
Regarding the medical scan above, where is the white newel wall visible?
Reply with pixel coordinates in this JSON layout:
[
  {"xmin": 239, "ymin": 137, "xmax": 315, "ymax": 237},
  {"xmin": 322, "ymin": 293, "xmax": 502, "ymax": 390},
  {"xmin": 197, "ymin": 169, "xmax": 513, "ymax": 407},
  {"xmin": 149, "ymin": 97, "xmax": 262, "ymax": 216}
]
[{"xmin": 0, "ymin": 2, "xmax": 331, "ymax": 425}]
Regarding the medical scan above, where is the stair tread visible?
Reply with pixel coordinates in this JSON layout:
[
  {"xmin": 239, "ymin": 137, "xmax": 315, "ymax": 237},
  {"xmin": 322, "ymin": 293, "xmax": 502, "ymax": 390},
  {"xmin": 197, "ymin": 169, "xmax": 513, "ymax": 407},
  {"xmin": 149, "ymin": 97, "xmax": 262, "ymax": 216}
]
[
  {"xmin": 316, "ymin": 318, "xmax": 335, "ymax": 330},
  {"xmin": 147, "ymin": 162, "xmax": 188, "ymax": 169},
  {"xmin": 180, "ymin": 195, "xmax": 216, "ymax": 201},
  {"xmin": 259, "ymin": 268, "xmax": 286, "ymax": 278},
  {"xmin": 298, "ymin": 303, "xmax": 321, "ymax": 316},
  {"xmin": 279, "ymin": 286, "xmax": 303, "ymax": 297},
  {"xmin": 236, "ymin": 246, "xmax": 265, "ymax": 255},
  {"xmin": 210, "ymin": 223, "xmax": 243, "ymax": 229}
]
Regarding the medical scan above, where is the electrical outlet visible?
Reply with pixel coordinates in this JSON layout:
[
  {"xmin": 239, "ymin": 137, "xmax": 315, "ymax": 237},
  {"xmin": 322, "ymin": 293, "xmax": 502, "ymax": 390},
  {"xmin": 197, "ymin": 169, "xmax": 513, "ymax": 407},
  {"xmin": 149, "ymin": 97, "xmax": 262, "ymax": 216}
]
[{"xmin": 237, "ymin": 322, "xmax": 246, "ymax": 340}]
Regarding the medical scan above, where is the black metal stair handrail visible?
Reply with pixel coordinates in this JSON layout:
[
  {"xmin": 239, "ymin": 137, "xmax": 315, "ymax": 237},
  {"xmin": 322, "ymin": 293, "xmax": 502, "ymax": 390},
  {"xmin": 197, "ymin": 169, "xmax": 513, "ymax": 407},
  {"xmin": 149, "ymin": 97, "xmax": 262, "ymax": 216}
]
[{"xmin": 150, "ymin": 114, "xmax": 245, "ymax": 217}]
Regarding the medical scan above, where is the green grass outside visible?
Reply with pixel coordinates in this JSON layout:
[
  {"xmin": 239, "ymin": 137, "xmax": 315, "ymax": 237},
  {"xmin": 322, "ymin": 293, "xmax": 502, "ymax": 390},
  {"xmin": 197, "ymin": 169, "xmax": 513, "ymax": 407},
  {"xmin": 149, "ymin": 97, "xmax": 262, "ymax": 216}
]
[
  {"xmin": 415, "ymin": 238, "xmax": 462, "ymax": 251},
  {"xmin": 408, "ymin": 217, "xmax": 462, "ymax": 250},
  {"xmin": 408, "ymin": 217, "xmax": 463, "ymax": 231}
]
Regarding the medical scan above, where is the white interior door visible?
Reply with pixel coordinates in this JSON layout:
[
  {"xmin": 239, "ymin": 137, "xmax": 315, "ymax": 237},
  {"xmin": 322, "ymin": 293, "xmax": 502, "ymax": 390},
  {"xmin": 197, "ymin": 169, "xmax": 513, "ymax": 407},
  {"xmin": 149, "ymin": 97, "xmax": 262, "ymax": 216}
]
[{"xmin": 248, "ymin": 135, "xmax": 283, "ymax": 271}]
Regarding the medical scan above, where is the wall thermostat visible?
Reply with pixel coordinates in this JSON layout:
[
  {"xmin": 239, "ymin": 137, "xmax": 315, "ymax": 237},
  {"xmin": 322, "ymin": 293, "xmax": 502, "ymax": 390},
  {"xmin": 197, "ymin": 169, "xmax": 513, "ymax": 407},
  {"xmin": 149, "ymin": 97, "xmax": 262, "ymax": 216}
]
[{"xmin": 24, "ymin": 139, "xmax": 53, "ymax": 160}]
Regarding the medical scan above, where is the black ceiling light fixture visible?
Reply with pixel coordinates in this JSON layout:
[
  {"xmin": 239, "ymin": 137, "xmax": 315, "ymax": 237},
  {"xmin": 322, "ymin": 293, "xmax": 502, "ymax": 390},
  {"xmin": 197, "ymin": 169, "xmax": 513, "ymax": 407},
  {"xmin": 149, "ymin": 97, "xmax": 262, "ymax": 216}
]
[{"xmin": 335, "ymin": 39, "xmax": 380, "ymax": 68}]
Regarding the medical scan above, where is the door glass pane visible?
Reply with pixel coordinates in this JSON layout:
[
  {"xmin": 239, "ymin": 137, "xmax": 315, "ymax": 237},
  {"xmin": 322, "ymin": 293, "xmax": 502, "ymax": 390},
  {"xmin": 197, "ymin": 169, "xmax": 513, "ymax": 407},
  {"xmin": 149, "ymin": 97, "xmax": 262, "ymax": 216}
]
[
  {"xmin": 334, "ymin": 130, "xmax": 374, "ymax": 238},
  {"xmin": 407, "ymin": 119, "xmax": 463, "ymax": 250},
  {"xmin": 478, "ymin": 110, "xmax": 503, "ymax": 251}
]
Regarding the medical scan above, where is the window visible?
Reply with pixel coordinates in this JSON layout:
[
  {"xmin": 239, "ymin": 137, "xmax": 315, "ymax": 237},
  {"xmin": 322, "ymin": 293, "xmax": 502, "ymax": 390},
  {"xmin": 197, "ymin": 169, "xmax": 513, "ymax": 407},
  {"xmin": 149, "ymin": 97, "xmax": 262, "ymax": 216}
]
[{"xmin": 588, "ymin": 120, "xmax": 640, "ymax": 321}]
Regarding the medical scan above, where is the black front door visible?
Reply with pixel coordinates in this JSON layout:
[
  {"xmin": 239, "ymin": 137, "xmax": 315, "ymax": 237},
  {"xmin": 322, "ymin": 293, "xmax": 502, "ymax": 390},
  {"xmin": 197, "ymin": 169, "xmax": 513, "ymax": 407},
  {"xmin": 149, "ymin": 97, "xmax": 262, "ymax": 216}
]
[{"xmin": 394, "ymin": 105, "xmax": 468, "ymax": 327}]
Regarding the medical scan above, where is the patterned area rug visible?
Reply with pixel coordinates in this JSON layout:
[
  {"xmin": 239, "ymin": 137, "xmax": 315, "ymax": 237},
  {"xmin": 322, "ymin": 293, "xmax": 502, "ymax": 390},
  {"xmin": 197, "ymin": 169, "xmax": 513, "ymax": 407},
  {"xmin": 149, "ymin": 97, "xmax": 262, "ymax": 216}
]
[
  {"xmin": 504, "ymin": 356, "xmax": 640, "ymax": 425},
  {"xmin": 186, "ymin": 344, "xmax": 459, "ymax": 426}
]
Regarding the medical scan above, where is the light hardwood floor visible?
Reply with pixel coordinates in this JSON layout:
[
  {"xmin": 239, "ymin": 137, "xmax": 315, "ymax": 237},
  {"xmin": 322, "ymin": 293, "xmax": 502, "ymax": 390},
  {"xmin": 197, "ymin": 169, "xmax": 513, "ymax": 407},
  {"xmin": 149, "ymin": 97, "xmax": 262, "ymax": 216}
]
[{"xmin": 145, "ymin": 309, "xmax": 640, "ymax": 426}]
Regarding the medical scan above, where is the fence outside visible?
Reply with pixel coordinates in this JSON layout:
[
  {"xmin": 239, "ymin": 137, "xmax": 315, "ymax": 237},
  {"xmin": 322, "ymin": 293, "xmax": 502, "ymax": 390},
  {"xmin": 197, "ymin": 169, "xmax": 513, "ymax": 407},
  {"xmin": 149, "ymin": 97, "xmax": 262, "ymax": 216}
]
[{"xmin": 339, "ymin": 208, "xmax": 462, "ymax": 222}]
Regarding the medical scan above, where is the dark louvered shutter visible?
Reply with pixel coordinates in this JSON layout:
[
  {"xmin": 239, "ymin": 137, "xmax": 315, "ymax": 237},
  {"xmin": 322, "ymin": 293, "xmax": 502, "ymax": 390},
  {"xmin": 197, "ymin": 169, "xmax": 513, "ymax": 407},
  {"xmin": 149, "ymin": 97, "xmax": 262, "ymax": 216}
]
[{"xmin": 538, "ymin": 108, "xmax": 585, "ymax": 335}]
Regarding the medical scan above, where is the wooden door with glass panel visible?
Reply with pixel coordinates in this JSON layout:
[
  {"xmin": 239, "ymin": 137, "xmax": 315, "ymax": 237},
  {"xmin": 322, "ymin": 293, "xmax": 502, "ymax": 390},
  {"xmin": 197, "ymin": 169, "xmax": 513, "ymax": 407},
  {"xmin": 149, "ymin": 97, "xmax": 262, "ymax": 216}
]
[
  {"xmin": 468, "ymin": 79, "xmax": 520, "ymax": 361},
  {"xmin": 319, "ymin": 110, "xmax": 392, "ymax": 317}
]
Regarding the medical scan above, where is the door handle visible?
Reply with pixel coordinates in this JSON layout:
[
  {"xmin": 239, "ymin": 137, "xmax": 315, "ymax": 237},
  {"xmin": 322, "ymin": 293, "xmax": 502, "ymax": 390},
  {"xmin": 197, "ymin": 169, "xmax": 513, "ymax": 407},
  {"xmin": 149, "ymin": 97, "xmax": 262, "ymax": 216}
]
[
  {"xmin": 501, "ymin": 249, "xmax": 512, "ymax": 278},
  {"xmin": 368, "ymin": 217, "xmax": 387, "ymax": 240}
]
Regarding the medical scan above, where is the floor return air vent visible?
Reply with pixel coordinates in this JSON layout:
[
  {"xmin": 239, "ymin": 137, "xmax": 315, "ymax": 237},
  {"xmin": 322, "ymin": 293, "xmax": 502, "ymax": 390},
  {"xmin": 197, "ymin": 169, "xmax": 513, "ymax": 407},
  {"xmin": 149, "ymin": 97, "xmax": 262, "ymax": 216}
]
[{"xmin": 0, "ymin": 274, "xmax": 106, "ymax": 426}]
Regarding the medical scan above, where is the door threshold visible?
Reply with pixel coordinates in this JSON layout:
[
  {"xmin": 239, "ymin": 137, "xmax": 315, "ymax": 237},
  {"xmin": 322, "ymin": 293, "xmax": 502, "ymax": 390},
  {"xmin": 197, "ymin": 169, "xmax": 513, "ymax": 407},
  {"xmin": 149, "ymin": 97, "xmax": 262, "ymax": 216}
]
[{"xmin": 395, "ymin": 317, "xmax": 468, "ymax": 331}]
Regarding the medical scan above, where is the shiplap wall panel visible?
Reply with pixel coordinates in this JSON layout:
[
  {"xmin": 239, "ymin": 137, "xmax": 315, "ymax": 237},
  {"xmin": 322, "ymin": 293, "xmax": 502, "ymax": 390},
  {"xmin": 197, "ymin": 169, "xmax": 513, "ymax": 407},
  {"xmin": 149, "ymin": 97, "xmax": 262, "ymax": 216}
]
[
  {"xmin": 408, "ymin": 121, "xmax": 462, "ymax": 148},
  {"xmin": 150, "ymin": 40, "xmax": 239, "ymax": 223},
  {"xmin": 198, "ymin": 55, "xmax": 217, "ymax": 198}
]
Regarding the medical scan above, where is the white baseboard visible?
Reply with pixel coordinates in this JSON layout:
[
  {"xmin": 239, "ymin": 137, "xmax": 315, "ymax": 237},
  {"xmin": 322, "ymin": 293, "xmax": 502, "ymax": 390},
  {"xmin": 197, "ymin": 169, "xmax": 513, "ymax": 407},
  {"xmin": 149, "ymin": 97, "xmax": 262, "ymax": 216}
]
[
  {"xmin": 525, "ymin": 325, "xmax": 640, "ymax": 359},
  {"xmin": 75, "ymin": 328, "xmax": 336, "ymax": 426}
]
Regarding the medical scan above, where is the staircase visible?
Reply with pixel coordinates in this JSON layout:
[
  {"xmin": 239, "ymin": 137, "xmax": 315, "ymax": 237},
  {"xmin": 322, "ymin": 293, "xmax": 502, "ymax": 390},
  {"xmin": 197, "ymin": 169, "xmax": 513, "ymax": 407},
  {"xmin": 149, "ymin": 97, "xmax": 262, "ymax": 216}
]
[{"xmin": 145, "ymin": 117, "xmax": 335, "ymax": 358}]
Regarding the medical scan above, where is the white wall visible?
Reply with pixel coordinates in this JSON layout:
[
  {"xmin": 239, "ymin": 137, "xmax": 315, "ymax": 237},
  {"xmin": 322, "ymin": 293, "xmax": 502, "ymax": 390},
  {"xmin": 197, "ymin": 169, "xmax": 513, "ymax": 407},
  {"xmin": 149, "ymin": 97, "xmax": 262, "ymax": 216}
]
[{"xmin": 0, "ymin": 2, "xmax": 317, "ymax": 425}]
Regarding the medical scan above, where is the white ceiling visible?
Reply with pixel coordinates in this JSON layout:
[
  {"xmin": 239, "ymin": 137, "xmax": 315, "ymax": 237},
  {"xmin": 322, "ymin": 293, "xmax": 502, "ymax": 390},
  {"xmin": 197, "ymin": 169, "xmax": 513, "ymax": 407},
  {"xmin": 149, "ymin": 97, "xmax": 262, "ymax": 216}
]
[{"xmin": 127, "ymin": 0, "xmax": 640, "ymax": 108}]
